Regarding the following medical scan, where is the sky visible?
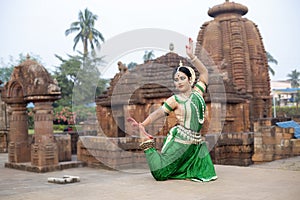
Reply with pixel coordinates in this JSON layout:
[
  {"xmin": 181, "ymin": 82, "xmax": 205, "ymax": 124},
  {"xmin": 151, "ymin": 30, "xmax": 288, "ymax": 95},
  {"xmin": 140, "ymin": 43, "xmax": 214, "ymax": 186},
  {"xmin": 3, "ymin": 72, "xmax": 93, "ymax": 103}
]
[{"xmin": 0, "ymin": 0, "xmax": 299, "ymax": 81}]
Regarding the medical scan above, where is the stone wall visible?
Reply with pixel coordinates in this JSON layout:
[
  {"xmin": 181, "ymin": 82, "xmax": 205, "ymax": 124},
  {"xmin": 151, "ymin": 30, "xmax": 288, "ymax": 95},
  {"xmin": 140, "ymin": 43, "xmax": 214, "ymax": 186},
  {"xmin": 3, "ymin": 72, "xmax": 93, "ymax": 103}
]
[
  {"xmin": 252, "ymin": 119, "xmax": 300, "ymax": 163},
  {"xmin": 77, "ymin": 119, "xmax": 300, "ymax": 168},
  {"xmin": 0, "ymin": 132, "xmax": 7, "ymax": 153},
  {"xmin": 97, "ymin": 103, "xmax": 176, "ymax": 138},
  {"xmin": 203, "ymin": 102, "xmax": 251, "ymax": 134},
  {"xmin": 54, "ymin": 134, "xmax": 72, "ymax": 162},
  {"xmin": 6, "ymin": 133, "xmax": 71, "ymax": 163},
  {"xmin": 207, "ymin": 132, "xmax": 254, "ymax": 166},
  {"xmin": 77, "ymin": 133, "xmax": 254, "ymax": 168},
  {"xmin": 77, "ymin": 136, "xmax": 165, "ymax": 169}
]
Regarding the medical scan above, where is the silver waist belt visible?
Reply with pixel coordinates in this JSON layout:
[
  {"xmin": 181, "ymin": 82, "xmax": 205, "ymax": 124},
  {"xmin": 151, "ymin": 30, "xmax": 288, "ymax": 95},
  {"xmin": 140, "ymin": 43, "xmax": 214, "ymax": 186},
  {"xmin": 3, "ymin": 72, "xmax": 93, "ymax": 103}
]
[{"xmin": 176, "ymin": 125, "xmax": 202, "ymax": 144}]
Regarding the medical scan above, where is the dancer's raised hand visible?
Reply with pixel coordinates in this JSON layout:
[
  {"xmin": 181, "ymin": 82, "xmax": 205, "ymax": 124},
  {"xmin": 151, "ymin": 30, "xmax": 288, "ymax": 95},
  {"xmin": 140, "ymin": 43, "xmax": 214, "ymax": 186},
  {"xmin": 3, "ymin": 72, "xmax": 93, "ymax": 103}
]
[{"xmin": 186, "ymin": 37, "xmax": 195, "ymax": 59}]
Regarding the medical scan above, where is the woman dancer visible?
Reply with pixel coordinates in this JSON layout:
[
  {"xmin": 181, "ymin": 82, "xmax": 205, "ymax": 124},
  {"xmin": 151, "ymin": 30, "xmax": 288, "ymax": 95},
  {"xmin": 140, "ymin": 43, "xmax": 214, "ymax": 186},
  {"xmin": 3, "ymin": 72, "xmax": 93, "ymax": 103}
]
[{"xmin": 128, "ymin": 38, "xmax": 217, "ymax": 182}]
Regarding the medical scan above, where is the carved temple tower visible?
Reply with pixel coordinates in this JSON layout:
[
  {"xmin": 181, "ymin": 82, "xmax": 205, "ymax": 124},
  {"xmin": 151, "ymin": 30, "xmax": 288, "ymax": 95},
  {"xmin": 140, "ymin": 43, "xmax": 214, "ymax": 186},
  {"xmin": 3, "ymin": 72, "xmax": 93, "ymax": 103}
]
[{"xmin": 195, "ymin": 0, "xmax": 272, "ymax": 130}]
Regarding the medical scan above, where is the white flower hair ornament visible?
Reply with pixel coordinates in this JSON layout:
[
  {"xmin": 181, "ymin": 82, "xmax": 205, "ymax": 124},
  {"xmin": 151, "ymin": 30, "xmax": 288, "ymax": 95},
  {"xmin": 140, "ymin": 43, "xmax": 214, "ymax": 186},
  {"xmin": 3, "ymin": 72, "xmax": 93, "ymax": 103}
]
[{"xmin": 186, "ymin": 66, "xmax": 196, "ymax": 85}]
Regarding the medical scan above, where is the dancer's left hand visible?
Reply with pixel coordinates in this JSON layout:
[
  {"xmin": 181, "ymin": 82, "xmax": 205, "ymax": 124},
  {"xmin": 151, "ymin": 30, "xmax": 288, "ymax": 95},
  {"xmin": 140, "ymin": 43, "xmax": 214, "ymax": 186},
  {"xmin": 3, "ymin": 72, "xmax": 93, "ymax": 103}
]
[{"xmin": 127, "ymin": 117, "xmax": 153, "ymax": 139}]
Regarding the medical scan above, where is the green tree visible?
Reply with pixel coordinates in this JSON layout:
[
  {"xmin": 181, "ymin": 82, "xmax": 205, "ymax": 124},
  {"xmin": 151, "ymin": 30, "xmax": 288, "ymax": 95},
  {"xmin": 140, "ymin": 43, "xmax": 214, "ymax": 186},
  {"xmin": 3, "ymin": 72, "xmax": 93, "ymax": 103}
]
[
  {"xmin": 143, "ymin": 50, "xmax": 155, "ymax": 63},
  {"xmin": 0, "ymin": 66, "xmax": 13, "ymax": 84},
  {"xmin": 287, "ymin": 69, "xmax": 300, "ymax": 88},
  {"xmin": 53, "ymin": 54, "xmax": 81, "ymax": 107},
  {"xmin": 53, "ymin": 53, "xmax": 108, "ymax": 123},
  {"xmin": 0, "ymin": 53, "xmax": 43, "ymax": 85},
  {"xmin": 266, "ymin": 51, "xmax": 278, "ymax": 76},
  {"xmin": 72, "ymin": 53, "xmax": 108, "ymax": 105},
  {"xmin": 65, "ymin": 8, "xmax": 105, "ymax": 57}
]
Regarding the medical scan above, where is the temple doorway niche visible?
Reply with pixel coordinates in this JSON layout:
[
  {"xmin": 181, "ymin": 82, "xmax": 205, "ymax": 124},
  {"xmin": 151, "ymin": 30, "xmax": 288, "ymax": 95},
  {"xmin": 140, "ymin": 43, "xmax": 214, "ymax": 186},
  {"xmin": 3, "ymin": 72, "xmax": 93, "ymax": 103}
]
[{"xmin": 117, "ymin": 116, "xmax": 125, "ymax": 137}]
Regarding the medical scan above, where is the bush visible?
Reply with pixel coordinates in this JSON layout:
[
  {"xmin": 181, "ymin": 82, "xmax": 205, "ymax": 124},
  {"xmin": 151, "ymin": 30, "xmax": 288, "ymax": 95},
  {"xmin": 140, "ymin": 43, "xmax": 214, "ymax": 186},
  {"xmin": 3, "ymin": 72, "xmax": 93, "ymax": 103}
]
[
  {"xmin": 53, "ymin": 106, "xmax": 76, "ymax": 125},
  {"xmin": 53, "ymin": 105, "xmax": 96, "ymax": 125},
  {"xmin": 53, "ymin": 124, "xmax": 66, "ymax": 131},
  {"xmin": 273, "ymin": 106, "xmax": 300, "ymax": 117}
]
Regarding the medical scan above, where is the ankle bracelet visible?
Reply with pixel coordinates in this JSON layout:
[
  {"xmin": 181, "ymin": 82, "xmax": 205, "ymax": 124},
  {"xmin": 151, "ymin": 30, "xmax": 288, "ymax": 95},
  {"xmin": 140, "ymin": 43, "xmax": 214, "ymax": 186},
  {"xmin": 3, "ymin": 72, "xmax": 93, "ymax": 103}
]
[{"xmin": 139, "ymin": 139, "xmax": 155, "ymax": 151}]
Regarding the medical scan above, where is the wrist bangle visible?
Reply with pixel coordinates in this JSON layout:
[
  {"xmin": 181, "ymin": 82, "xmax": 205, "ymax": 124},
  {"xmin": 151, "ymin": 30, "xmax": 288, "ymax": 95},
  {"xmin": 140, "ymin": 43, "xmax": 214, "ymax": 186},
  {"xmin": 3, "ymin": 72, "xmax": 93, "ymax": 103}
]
[{"xmin": 191, "ymin": 56, "xmax": 197, "ymax": 63}]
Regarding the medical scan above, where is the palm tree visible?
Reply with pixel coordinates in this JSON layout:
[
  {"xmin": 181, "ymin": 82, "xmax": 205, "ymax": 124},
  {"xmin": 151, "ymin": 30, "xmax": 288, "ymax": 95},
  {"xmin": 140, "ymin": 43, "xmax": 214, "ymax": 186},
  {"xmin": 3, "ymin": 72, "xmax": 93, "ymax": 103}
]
[
  {"xmin": 287, "ymin": 69, "xmax": 300, "ymax": 88},
  {"xmin": 65, "ymin": 8, "xmax": 104, "ymax": 56},
  {"xmin": 266, "ymin": 51, "xmax": 278, "ymax": 76},
  {"xmin": 127, "ymin": 62, "xmax": 137, "ymax": 70},
  {"xmin": 143, "ymin": 50, "xmax": 155, "ymax": 63}
]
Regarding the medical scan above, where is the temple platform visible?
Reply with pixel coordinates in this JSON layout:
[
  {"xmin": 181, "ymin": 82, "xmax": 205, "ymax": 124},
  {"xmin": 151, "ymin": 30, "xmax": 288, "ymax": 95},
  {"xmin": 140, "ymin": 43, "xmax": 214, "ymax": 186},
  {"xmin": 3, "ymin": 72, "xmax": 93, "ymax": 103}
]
[{"xmin": 4, "ymin": 155, "xmax": 86, "ymax": 173}]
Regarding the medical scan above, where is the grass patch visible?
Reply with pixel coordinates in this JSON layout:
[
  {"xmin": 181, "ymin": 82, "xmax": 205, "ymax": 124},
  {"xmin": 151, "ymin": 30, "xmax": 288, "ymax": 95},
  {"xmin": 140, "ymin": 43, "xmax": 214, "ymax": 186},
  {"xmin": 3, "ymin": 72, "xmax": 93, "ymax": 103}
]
[{"xmin": 28, "ymin": 125, "xmax": 81, "ymax": 135}]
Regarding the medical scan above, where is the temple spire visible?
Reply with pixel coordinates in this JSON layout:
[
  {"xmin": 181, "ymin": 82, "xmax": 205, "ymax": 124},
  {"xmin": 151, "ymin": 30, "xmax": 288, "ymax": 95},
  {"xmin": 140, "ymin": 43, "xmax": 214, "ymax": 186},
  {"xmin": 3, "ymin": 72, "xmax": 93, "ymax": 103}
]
[{"xmin": 208, "ymin": 1, "xmax": 248, "ymax": 18}]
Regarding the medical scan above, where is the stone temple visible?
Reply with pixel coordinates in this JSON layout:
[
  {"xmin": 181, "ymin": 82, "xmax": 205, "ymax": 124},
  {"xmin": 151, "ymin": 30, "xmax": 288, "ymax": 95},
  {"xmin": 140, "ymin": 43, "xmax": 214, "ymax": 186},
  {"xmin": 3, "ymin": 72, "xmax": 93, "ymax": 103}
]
[
  {"xmin": 77, "ymin": 0, "xmax": 299, "ymax": 168},
  {"xmin": 96, "ymin": 0, "xmax": 273, "ymax": 138},
  {"xmin": 0, "ymin": 1, "xmax": 299, "ymax": 171}
]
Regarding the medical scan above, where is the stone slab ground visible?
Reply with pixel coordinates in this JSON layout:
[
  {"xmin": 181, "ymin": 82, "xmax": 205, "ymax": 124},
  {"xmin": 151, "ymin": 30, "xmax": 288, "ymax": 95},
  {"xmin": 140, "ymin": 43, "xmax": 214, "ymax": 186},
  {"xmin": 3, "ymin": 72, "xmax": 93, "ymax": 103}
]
[{"xmin": 0, "ymin": 153, "xmax": 299, "ymax": 200}]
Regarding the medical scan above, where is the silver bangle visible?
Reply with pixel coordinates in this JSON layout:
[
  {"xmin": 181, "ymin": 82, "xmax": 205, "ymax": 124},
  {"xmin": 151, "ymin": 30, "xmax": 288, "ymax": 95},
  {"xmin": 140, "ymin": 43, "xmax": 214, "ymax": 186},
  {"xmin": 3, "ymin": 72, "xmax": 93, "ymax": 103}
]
[{"xmin": 191, "ymin": 56, "xmax": 197, "ymax": 63}]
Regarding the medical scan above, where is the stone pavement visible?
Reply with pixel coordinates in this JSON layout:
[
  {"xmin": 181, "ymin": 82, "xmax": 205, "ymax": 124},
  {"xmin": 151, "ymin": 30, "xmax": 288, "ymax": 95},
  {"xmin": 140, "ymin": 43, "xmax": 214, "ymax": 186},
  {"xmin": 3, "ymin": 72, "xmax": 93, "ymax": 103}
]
[{"xmin": 0, "ymin": 153, "xmax": 299, "ymax": 200}]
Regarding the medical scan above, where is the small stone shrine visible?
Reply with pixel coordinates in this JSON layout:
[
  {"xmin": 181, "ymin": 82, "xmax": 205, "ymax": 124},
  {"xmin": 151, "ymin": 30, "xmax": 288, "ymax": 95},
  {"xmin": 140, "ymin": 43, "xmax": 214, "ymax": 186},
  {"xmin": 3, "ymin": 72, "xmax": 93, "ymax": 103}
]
[{"xmin": 1, "ymin": 56, "xmax": 68, "ymax": 172}]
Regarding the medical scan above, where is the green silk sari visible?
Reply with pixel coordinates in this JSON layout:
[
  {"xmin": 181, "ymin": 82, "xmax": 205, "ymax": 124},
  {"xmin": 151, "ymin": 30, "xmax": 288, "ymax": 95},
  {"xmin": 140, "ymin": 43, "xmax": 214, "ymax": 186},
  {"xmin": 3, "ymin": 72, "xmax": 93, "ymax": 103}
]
[{"xmin": 144, "ymin": 90, "xmax": 217, "ymax": 182}]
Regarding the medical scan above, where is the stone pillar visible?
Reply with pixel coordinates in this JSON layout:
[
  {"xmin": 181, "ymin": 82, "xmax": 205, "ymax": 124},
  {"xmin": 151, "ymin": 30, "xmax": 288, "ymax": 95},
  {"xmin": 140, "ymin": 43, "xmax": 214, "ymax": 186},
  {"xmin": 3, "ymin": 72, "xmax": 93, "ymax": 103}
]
[
  {"xmin": 0, "ymin": 95, "xmax": 8, "ymax": 153},
  {"xmin": 7, "ymin": 103, "xmax": 31, "ymax": 162},
  {"xmin": 31, "ymin": 102, "xmax": 58, "ymax": 167}
]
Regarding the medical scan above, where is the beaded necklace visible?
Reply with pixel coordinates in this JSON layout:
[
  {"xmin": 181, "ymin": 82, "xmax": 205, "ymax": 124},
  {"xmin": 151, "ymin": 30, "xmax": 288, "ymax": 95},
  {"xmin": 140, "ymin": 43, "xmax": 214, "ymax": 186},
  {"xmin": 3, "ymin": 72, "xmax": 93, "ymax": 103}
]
[
  {"xmin": 175, "ymin": 91, "xmax": 205, "ymax": 125},
  {"xmin": 191, "ymin": 92, "xmax": 205, "ymax": 124}
]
